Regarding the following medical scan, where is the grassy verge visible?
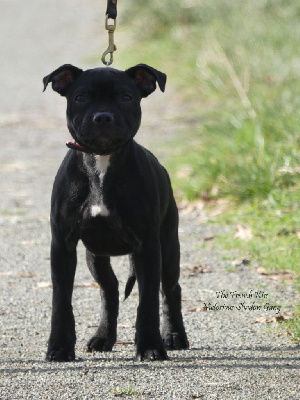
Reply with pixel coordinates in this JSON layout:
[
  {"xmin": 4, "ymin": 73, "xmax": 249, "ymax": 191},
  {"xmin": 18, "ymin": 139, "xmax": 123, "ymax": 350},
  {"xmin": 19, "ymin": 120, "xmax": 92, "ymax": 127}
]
[
  {"xmin": 209, "ymin": 191, "xmax": 300, "ymax": 341},
  {"xmin": 212, "ymin": 191, "xmax": 300, "ymax": 275},
  {"xmin": 118, "ymin": 0, "xmax": 300, "ymax": 341}
]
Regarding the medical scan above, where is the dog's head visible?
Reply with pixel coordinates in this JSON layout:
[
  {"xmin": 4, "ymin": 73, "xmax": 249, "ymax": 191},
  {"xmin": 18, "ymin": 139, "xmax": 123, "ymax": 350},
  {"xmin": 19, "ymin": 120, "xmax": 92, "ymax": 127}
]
[{"xmin": 43, "ymin": 64, "xmax": 166, "ymax": 155}]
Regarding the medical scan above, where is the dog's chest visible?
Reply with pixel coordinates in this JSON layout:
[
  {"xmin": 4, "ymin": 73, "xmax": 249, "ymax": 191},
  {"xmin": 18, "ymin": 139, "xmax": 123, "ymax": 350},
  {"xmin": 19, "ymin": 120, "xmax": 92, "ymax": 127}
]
[{"xmin": 80, "ymin": 154, "xmax": 138, "ymax": 256}]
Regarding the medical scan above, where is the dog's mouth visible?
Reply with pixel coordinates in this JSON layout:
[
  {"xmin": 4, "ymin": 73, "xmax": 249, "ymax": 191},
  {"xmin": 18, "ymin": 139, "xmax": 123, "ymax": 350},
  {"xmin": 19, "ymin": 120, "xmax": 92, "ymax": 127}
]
[
  {"xmin": 66, "ymin": 141, "xmax": 113, "ymax": 155},
  {"xmin": 66, "ymin": 141, "xmax": 93, "ymax": 153}
]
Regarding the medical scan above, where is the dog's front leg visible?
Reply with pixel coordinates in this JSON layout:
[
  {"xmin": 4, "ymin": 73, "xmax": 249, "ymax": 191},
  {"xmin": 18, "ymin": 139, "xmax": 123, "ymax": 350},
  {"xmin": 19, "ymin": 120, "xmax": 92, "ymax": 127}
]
[
  {"xmin": 46, "ymin": 230, "xmax": 78, "ymax": 362},
  {"xmin": 86, "ymin": 251, "xmax": 119, "ymax": 352},
  {"xmin": 131, "ymin": 238, "xmax": 168, "ymax": 361}
]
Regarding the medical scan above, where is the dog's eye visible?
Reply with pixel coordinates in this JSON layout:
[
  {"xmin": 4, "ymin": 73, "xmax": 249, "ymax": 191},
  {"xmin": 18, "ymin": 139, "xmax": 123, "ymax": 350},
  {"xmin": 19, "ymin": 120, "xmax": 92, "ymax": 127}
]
[
  {"xmin": 121, "ymin": 94, "xmax": 133, "ymax": 102},
  {"xmin": 75, "ymin": 94, "xmax": 86, "ymax": 103}
]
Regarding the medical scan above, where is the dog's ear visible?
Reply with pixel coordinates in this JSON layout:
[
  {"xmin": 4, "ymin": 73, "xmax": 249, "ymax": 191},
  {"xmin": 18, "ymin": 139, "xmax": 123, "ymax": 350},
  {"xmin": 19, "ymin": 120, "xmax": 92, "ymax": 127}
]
[
  {"xmin": 43, "ymin": 64, "xmax": 83, "ymax": 96},
  {"xmin": 125, "ymin": 64, "xmax": 167, "ymax": 98}
]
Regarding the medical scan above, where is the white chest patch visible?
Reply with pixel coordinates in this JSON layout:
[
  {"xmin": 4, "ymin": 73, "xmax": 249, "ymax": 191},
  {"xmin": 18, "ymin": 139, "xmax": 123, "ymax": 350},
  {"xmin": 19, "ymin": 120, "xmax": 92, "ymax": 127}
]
[
  {"xmin": 90, "ymin": 155, "xmax": 111, "ymax": 217},
  {"xmin": 95, "ymin": 154, "xmax": 111, "ymax": 176},
  {"xmin": 90, "ymin": 204, "xmax": 110, "ymax": 217}
]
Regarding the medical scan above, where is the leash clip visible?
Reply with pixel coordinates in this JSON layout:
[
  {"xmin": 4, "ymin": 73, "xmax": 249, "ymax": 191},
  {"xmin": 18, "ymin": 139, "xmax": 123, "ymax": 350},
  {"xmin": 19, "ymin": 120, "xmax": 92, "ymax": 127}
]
[{"xmin": 102, "ymin": 16, "xmax": 117, "ymax": 66}]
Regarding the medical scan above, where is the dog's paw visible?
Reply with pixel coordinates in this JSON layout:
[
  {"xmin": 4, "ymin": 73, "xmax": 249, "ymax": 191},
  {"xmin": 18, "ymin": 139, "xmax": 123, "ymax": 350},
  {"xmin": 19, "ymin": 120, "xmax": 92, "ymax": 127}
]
[
  {"xmin": 162, "ymin": 332, "xmax": 189, "ymax": 350},
  {"xmin": 46, "ymin": 347, "xmax": 75, "ymax": 362},
  {"xmin": 87, "ymin": 336, "xmax": 115, "ymax": 352},
  {"xmin": 136, "ymin": 348, "xmax": 169, "ymax": 361},
  {"xmin": 135, "ymin": 330, "xmax": 169, "ymax": 361},
  {"xmin": 135, "ymin": 335, "xmax": 169, "ymax": 361}
]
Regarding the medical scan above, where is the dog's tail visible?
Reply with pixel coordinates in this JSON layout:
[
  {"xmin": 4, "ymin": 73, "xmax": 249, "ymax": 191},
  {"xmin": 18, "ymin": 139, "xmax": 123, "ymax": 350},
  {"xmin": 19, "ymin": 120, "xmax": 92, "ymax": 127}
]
[{"xmin": 124, "ymin": 262, "xmax": 136, "ymax": 300}]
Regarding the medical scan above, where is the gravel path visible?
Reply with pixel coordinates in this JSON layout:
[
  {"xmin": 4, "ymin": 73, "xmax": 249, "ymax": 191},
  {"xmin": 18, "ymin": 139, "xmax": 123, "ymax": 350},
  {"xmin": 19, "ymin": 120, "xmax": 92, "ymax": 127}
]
[{"xmin": 0, "ymin": 1, "xmax": 299, "ymax": 399}]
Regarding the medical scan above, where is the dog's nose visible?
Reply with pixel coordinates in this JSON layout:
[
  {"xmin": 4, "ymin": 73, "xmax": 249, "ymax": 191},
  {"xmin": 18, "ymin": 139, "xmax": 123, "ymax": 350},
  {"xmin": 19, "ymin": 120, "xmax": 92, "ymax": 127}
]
[{"xmin": 93, "ymin": 112, "xmax": 114, "ymax": 125}]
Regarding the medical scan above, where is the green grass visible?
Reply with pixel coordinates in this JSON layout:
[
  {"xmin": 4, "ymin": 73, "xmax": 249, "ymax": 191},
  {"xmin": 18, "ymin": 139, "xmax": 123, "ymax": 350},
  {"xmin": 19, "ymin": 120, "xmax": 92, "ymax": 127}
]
[
  {"xmin": 212, "ymin": 188, "xmax": 300, "ymax": 274},
  {"xmin": 118, "ymin": 0, "xmax": 300, "ymax": 202},
  {"xmin": 164, "ymin": 118, "xmax": 299, "ymax": 202},
  {"xmin": 118, "ymin": 0, "xmax": 300, "ymax": 340},
  {"xmin": 282, "ymin": 304, "xmax": 300, "ymax": 342},
  {"xmin": 0, "ymin": 208, "xmax": 28, "ymax": 216},
  {"xmin": 109, "ymin": 385, "xmax": 139, "ymax": 398}
]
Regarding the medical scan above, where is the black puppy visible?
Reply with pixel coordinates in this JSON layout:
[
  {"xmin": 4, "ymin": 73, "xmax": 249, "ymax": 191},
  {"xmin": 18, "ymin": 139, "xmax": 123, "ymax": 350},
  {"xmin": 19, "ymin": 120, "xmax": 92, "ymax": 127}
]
[{"xmin": 43, "ymin": 64, "xmax": 189, "ymax": 361}]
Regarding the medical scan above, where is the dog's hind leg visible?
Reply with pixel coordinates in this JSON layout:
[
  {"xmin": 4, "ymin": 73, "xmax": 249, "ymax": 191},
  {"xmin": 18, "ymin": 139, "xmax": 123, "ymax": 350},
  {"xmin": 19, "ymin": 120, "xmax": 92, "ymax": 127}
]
[
  {"xmin": 86, "ymin": 251, "xmax": 119, "ymax": 352},
  {"xmin": 160, "ymin": 200, "xmax": 189, "ymax": 351}
]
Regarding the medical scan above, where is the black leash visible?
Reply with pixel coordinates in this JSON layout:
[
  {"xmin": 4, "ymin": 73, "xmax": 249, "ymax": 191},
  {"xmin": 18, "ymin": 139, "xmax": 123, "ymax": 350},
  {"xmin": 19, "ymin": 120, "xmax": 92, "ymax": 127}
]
[
  {"xmin": 102, "ymin": 0, "xmax": 118, "ymax": 66},
  {"xmin": 106, "ymin": 0, "xmax": 117, "ymax": 19}
]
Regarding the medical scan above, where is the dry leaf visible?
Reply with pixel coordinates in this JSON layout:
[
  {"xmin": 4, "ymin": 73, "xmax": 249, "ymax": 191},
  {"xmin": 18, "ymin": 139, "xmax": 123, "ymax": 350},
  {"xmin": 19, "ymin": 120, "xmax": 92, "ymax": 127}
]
[
  {"xmin": 234, "ymin": 225, "xmax": 253, "ymax": 241},
  {"xmin": 252, "ymin": 316, "xmax": 270, "ymax": 324},
  {"xmin": 188, "ymin": 306, "xmax": 207, "ymax": 312},
  {"xmin": 194, "ymin": 201, "xmax": 205, "ymax": 212},
  {"xmin": 177, "ymin": 199, "xmax": 190, "ymax": 210},
  {"xmin": 19, "ymin": 240, "xmax": 39, "ymax": 245},
  {"xmin": 179, "ymin": 200, "xmax": 205, "ymax": 215},
  {"xmin": 203, "ymin": 235, "xmax": 215, "ymax": 242},
  {"xmin": 208, "ymin": 199, "xmax": 230, "ymax": 217},
  {"xmin": 252, "ymin": 313, "xmax": 294, "ymax": 324},
  {"xmin": 37, "ymin": 281, "xmax": 99, "ymax": 289},
  {"xmin": 257, "ymin": 267, "xmax": 296, "ymax": 280},
  {"xmin": 193, "ymin": 264, "xmax": 212, "ymax": 274},
  {"xmin": 231, "ymin": 258, "xmax": 251, "ymax": 266},
  {"xmin": 176, "ymin": 166, "xmax": 193, "ymax": 179},
  {"xmin": 278, "ymin": 166, "xmax": 300, "ymax": 174},
  {"xmin": 257, "ymin": 266, "xmax": 268, "ymax": 275},
  {"xmin": 36, "ymin": 281, "xmax": 52, "ymax": 288},
  {"xmin": 181, "ymin": 204, "xmax": 196, "ymax": 215},
  {"xmin": 74, "ymin": 282, "xmax": 99, "ymax": 289},
  {"xmin": 181, "ymin": 263, "xmax": 212, "ymax": 276},
  {"xmin": 18, "ymin": 272, "xmax": 36, "ymax": 278},
  {"xmin": 269, "ymin": 274, "xmax": 295, "ymax": 281},
  {"xmin": 210, "ymin": 185, "xmax": 219, "ymax": 197},
  {"xmin": 115, "ymin": 340, "xmax": 134, "ymax": 345}
]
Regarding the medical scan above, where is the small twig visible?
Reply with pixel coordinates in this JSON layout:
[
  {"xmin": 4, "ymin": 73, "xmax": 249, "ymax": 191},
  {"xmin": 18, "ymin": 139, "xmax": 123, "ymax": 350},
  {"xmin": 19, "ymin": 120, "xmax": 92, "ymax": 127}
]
[{"xmin": 211, "ymin": 37, "xmax": 257, "ymax": 120}]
